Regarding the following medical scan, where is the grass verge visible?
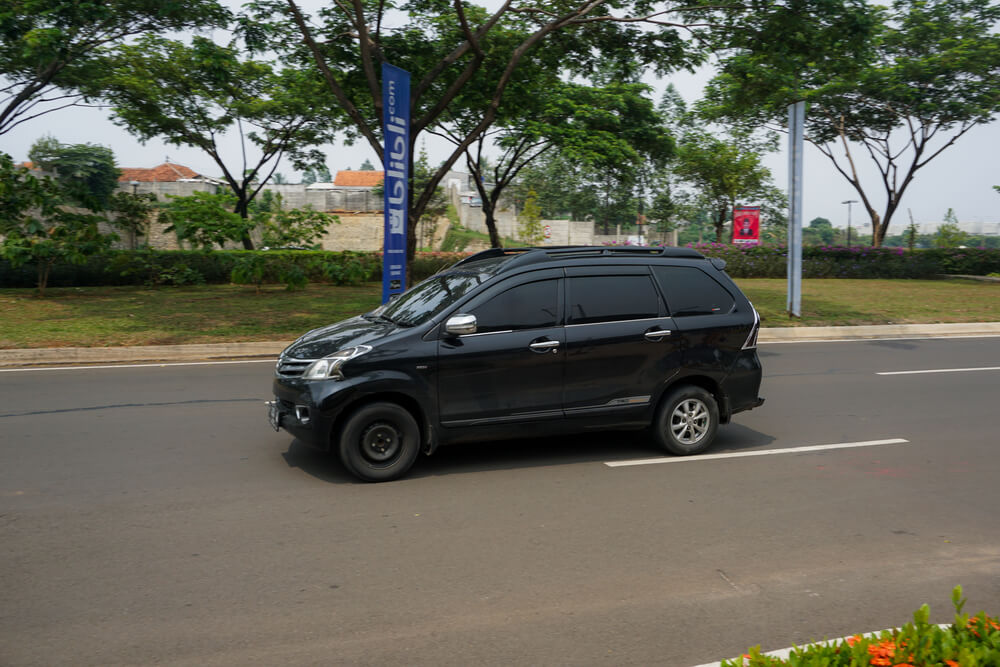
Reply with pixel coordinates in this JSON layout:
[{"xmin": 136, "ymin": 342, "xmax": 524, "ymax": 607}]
[{"xmin": 0, "ymin": 277, "xmax": 997, "ymax": 349}]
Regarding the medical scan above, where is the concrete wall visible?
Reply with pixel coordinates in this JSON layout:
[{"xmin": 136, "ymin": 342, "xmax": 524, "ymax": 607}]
[{"xmin": 113, "ymin": 178, "xmax": 594, "ymax": 251}]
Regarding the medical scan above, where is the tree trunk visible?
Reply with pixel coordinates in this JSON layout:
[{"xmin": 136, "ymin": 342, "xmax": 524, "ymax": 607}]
[
  {"xmin": 482, "ymin": 200, "xmax": 502, "ymax": 248},
  {"xmin": 869, "ymin": 210, "xmax": 882, "ymax": 248},
  {"xmin": 234, "ymin": 192, "xmax": 255, "ymax": 250}
]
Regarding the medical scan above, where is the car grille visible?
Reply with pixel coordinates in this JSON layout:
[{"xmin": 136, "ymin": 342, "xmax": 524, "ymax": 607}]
[{"xmin": 276, "ymin": 357, "xmax": 315, "ymax": 378}]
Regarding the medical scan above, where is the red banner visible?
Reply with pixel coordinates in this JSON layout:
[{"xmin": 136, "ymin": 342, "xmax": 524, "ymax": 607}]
[{"xmin": 732, "ymin": 207, "xmax": 760, "ymax": 246}]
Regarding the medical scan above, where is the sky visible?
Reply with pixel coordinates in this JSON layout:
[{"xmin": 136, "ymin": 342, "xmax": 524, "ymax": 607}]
[{"xmin": 3, "ymin": 51, "xmax": 999, "ymax": 236}]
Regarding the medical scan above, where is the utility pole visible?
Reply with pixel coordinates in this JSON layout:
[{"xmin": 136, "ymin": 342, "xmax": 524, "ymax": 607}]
[
  {"xmin": 787, "ymin": 101, "xmax": 805, "ymax": 318},
  {"xmin": 842, "ymin": 199, "xmax": 858, "ymax": 247}
]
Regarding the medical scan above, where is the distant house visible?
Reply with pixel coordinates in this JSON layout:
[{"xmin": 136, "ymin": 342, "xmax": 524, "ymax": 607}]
[
  {"xmin": 333, "ymin": 170, "xmax": 384, "ymax": 187},
  {"xmin": 118, "ymin": 162, "xmax": 222, "ymax": 186},
  {"xmin": 117, "ymin": 162, "xmax": 223, "ymax": 199}
]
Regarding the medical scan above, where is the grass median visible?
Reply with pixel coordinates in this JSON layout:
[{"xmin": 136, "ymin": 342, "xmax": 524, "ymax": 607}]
[{"xmin": 1, "ymin": 277, "xmax": 997, "ymax": 349}]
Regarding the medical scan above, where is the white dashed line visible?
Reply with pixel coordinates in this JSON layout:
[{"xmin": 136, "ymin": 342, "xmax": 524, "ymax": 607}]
[
  {"xmin": 605, "ymin": 438, "xmax": 910, "ymax": 468},
  {"xmin": 0, "ymin": 359, "xmax": 276, "ymax": 373},
  {"xmin": 877, "ymin": 366, "xmax": 1000, "ymax": 375}
]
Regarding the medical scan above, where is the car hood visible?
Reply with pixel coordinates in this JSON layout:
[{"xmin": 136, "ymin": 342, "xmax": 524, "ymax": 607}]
[{"xmin": 281, "ymin": 315, "xmax": 400, "ymax": 360}]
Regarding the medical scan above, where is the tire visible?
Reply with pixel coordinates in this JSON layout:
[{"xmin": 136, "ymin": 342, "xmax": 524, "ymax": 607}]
[
  {"xmin": 652, "ymin": 385, "xmax": 719, "ymax": 456},
  {"xmin": 338, "ymin": 402, "xmax": 421, "ymax": 482}
]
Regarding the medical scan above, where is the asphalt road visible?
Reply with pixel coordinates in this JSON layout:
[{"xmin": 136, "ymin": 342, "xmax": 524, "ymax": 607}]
[{"xmin": 1, "ymin": 337, "xmax": 999, "ymax": 666}]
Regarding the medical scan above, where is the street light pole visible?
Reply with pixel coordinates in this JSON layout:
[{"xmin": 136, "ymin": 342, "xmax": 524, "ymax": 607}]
[{"xmin": 842, "ymin": 199, "xmax": 858, "ymax": 247}]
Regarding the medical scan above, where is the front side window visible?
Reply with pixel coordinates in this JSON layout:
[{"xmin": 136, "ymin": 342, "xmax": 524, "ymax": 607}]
[
  {"xmin": 567, "ymin": 275, "xmax": 661, "ymax": 325},
  {"xmin": 470, "ymin": 280, "xmax": 558, "ymax": 334},
  {"xmin": 652, "ymin": 266, "xmax": 735, "ymax": 316}
]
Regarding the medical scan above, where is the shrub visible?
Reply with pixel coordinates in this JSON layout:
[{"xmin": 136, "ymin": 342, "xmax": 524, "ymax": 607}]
[
  {"xmin": 682, "ymin": 244, "xmax": 1000, "ymax": 279},
  {"xmin": 726, "ymin": 587, "xmax": 999, "ymax": 667}
]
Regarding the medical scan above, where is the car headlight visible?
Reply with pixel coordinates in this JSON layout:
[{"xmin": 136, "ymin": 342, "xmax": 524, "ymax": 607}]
[{"xmin": 302, "ymin": 345, "xmax": 372, "ymax": 380}]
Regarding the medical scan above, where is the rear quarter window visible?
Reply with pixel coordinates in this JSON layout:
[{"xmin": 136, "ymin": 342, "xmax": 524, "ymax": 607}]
[{"xmin": 652, "ymin": 266, "xmax": 736, "ymax": 316}]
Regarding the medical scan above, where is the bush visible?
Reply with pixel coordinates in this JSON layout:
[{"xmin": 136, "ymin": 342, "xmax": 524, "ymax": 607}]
[
  {"xmin": 683, "ymin": 244, "xmax": 1000, "ymax": 279},
  {"xmin": 726, "ymin": 586, "xmax": 999, "ymax": 667},
  {"xmin": 0, "ymin": 248, "xmax": 383, "ymax": 288}
]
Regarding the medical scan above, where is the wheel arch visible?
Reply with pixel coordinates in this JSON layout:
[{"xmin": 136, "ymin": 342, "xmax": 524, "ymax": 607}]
[
  {"xmin": 330, "ymin": 391, "xmax": 434, "ymax": 455},
  {"xmin": 658, "ymin": 374, "xmax": 730, "ymax": 424}
]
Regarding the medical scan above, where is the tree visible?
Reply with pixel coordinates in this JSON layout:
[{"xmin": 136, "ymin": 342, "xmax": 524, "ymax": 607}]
[
  {"xmin": 359, "ymin": 159, "xmax": 375, "ymax": 171},
  {"xmin": 101, "ymin": 34, "xmax": 343, "ymax": 248},
  {"xmin": 439, "ymin": 81, "xmax": 673, "ymax": 247},
  {"xmin": 804, "ymin": 217, "xmax": 835, "ymax": 245},
  {"xmin": 701, "ymin": 0, "xmax": 1000, "ymax": 246},
  {"xmin": 671, "ymin": 130, "xmax": 785, "ymax": 242},
  {"xmin": 251, "ymin": 193, "xmax": 339, "ymax": 248},
  {"xmin": 0, "ymin": 0, "xmax": 229, "ymax": 135},
  {"xmin": 27, "ymin": 136, "xmax": 120, "ymax": 211},
  {"xmin": 518, "ymin": 189, "xmax": 544, "ymax": 244},
  {"xmin": 934, "ymin": 209, "xmax": 970, "ymax": 248},
  {"xmin": 161, "ymin": 191, "xmax": 254, "ymax": 250},
  {"xmin": 107, "ymin": 190, "xmax": 156, "ymax": 249},
  {"xmin": 0, "ymin": 153, "xmax": 114, "ymax": 295},
  {"xmin": 243, "ymin": 0, "xmax": 713, "ymax": 278}
]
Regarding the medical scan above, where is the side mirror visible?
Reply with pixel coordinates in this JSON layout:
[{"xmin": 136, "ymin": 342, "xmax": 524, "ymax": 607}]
[{"xmin": 445, "ymin": 313, "xmax": 477, "ymax": 336}]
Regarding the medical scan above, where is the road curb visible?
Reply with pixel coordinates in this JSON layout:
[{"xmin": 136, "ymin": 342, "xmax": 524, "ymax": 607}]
[{"xmin": 1, "ymin": 323, "xmax": 998, "ymax": 368}]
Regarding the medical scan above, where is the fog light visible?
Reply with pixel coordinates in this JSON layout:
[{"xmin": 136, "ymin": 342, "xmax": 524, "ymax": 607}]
[{"xmin": 295, "ymin": 405, "xmax": 311, "ymax": 425}]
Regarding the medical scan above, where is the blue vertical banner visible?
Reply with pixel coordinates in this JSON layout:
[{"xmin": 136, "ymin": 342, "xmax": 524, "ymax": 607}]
[{"xmin": 381, "ymin": 63, "xmax": 410, "ymax": 303}]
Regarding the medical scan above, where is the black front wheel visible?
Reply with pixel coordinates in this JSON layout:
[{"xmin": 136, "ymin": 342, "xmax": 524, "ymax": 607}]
[
  {"xmin": 338, "ymin": 402, "xmax": 421, "ymax": 482},
  {"xmin": 652, "ymin": 385, "xmax": 719, "ymax": 456}
]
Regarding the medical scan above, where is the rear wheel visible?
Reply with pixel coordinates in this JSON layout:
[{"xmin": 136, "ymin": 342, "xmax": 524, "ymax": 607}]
[
  {"xmin": 338, "ymin": 402, "xmax": 420, "ymax": 482},
  {"xmin": 653, "ymin": 385, "xmax": 719, "ymax": 456}
]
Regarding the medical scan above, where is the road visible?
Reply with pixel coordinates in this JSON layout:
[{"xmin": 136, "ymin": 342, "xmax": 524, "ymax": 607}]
[{"xmin": 1, "ymin": 337, "xmax": 999, "ymax": 666}]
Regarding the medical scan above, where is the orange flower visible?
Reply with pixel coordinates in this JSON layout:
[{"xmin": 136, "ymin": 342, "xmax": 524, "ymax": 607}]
[
  {"xmin": 944, "ymin": 661, "xmax": 958, "ymax": 667},
  {"xmin": 846, "ymin": 635, "xmax": 863, "ymax": 647}
]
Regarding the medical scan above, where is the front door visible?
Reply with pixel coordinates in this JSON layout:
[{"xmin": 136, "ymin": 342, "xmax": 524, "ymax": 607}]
[{"xmin": 437, "ymin": 275, "xmax": 564, "ymax": 427}]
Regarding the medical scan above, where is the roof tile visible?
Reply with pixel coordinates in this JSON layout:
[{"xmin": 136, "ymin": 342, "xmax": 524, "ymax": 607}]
[{"xmin": 334, "ymin": 170, "xmax": 384, "ymax": 187}]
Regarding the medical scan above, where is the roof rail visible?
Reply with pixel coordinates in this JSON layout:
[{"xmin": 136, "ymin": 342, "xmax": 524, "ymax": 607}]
[
  {"xmin": 451, "ymin": 245, "xmax": 707, "ymax": 273},
  {"xmin": 451, "ymin": 247, "xmax": 534, "ymax": 268}
]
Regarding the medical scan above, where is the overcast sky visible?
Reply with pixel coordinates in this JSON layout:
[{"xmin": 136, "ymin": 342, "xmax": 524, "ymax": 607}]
[{"xmin": 3, "ymin": 56, "xmax": 998, "ymax": 235}]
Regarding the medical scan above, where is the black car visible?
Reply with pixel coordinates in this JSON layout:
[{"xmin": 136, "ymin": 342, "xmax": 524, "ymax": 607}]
[{"xmin": 268, "ymin": 246, "xmax": 764, "ymax": 481}]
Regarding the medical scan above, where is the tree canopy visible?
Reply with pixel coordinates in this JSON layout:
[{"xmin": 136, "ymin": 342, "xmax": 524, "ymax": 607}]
[
  {"xmin": 700, "ymin": 0, "xmax": 1000, "ymax": 246},
  {"xmin": 241, "ymin": 0, "xmax": 715, "ymax": 269},
  {"xmin": 99, "ymin": 34, "xmax": 344, "ymax": 249},
  {"xmin": 0, "ymin": 0, "xmax": 229, "ymax": 135}
]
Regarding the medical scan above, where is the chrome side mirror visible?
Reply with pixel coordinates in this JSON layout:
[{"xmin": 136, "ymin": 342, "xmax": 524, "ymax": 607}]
[{"xmin": 445, "ymin": 313, "xmax": 477, "ymax": 336}]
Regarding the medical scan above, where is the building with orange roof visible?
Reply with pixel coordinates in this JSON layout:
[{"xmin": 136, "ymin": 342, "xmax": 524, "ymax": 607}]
[{"xmin": 333, "ymin": 170, "xmax": 384, "ymax": 187}]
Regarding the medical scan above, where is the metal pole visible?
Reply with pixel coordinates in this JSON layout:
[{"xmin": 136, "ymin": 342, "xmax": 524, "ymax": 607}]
[
  {"xmin": 787, "ymin": 101, "xmax": 805, "ymax": 318},
  {"xmin": 842, "ymin": 200, "xmax": 857, "ymax": 248}
]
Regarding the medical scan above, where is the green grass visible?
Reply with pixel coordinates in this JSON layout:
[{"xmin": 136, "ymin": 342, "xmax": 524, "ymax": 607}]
[
  {"xmin": 0, "ymin": 278, "xmax": 997, "ymax": 349},
  {"xmin": 741, "ymin": 278, "xmax": 1000, "ymax": 327}
]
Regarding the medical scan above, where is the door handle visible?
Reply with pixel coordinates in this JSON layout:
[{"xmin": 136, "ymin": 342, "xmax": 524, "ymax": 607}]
[
  {"xmin": 529, "ymin": 340, "xmax": 560, "ymax": 353},
  {"xmin": 644, "ymin": 329, "xmax": 672, "ymax": 341}
]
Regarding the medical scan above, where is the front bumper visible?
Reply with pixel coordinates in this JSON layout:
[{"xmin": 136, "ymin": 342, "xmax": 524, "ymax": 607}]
[{"xmin": 269, "ymin": 376, "xmax": 362, "ymax": 451}]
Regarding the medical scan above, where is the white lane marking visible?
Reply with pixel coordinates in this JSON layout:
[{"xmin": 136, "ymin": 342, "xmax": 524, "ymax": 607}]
[
  {"xmin": 605, "ymin": 438, "xmax": 909, "ymax": 468},
  {"xmin": 877, "ymin": 366, "xmax": 1000, "ymax": 375},
  {"xmin": 0, "ymin": 359, "xmax": 276, "ymax": 373},
  {"xmin": 760, "ymin": 334, "xmax": 1000, "ymax": 344}
]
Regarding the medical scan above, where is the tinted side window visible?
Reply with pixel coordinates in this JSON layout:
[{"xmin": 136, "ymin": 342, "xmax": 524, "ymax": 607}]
[
  {"xmin": 652, "ymin": 266, "xmax": 736, "ymax": 316},
  {"xmin": 567, "ymin": 275, "xmax": 661, "ymax": 325},
  {"xmin": 470, "ymin": 280, "xmax": 558, "ymax": 333}
]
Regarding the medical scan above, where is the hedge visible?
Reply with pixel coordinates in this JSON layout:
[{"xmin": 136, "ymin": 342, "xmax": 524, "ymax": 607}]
[
  {"xmin": 685, "ymin": 244, "xmax": 1000, "ymax": 279},
  {"xmin": 0, "ymin": 249, "xmax": 468, "ymax": 288},
  {"xmin": 1, "ymin": 246, "xmax": 998, "ymax": 289}
]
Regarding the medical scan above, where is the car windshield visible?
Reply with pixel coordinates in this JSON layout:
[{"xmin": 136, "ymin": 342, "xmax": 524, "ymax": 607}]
[{"xmin": 372, "ymin": 271, "xmax": 485, "ymax": 327}]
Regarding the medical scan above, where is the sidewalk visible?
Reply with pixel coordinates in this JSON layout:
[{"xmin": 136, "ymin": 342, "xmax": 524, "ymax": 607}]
[{"xmin": 1, "ymin": 322, "xmax": 998, "ymax": 368}]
